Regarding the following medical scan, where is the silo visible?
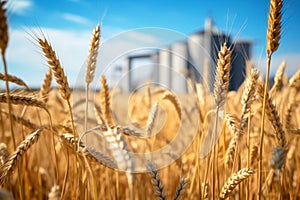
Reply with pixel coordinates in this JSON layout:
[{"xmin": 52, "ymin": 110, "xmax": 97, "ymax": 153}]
[
  {"xmin": 230, "ymin": 40, "xmax": 252, "ymax": 90},
  {"xmin": 171, "ymin": 41, "xmax": 188, "ymax": 93},
  {"xmin": 158, "ymin": 47, "xmax": 172, "ymax": 89},
  {"xmin": 187, "ymin": 32, "xmax": 205, "ymax": 82},
  {"xmin": 121, "ymin": 57, "xmax": 130, "ymax": 92},
  {"xmin": 151, "ymin": 51, "xmax": 159, "ymax": 83}
]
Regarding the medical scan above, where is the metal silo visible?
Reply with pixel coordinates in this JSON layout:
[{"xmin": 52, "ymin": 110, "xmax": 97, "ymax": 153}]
[
  {"xmin": 187, "ymin": 32, "xmax": 205, "ymax": 82},
  {"xmin": 171, "ymin": 41, "xmax": 188, "ymax": 93},
  {"xmin": 158, "ymin": 47, "xmax": 172, "ymax": 89}
]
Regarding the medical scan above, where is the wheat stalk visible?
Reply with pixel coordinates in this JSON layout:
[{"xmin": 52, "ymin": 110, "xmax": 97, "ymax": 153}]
[
  {"xmin": 250, "ymin": 144, "xmax": 258, "ymax": 165},
  {"xmin": 94, "ymin": 103, "xmax": 105, "ymax": 125},
  {"xmin": 146, "ymin": 102, "xmax": 159, "ymax": 137},
  {"xmin": 220, "ymin": 168, "xmax": 255, "ymax": 199},
  {"xmin": 0, "ymin": 129, "xmax": 42, "ymax": 185},
  {"xmin": 259, "ymin": 0, "xmax": 284, "ymax": 196}
]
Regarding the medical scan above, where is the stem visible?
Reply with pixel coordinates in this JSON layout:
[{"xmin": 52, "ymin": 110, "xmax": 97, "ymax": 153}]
[
  {"xmin": 67, "ymin": 100, "xmax": 77, "ymax": 137},
  {"xmin": 2, "ymin": 52, "xmax": 24, "ymax": 200},
  {"xmin": 61, "ymin": 148, "xmax": 69, "ymax": 199},
  {"xmin": 258, "ymin": 54, "xmax": 272, "ymax": 199},
  {"xmin": 246, "ymin": 112, "xmax": 251, "ymax": 200},
  {"xmin": 1, "ymin": 53, "xmax": 16, "ymax": 147},
  {"xmin": 0, "ymin": 105, "xmax": 5, "ymax": 142},
  {"xmin": 82, "ymin": 153, "xmax": 98, "ymax": 200},
  {"xmin": 85, "ymin": 84, "xmax": 89, "ymax": 132}
]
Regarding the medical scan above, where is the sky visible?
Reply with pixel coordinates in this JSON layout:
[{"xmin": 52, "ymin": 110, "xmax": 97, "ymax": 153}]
[{"xmin": 3, "ymin": 0, "xmax": 300, "ymax": 88}]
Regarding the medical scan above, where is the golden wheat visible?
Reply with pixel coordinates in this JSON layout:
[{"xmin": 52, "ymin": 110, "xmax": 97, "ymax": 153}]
[
  {"xmin": 219, "ymin": 168, "xmax": 256, "ymax": 199},
  {"xmin": 0, "ymin": 129, "xmax": 43, "ymax": 185},
  {"xmin": 38, "ymin": 38, "xmax": 71, "ymax": 101}
]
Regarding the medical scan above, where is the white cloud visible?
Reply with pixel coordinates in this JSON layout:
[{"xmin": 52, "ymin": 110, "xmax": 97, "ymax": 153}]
[
  {"xmin": 62, "ymin": 13, "xmax": 91, "ymax": 26},
  {"xmin": 9, "ymin": 0, "xmax": 32, "ymax": 15}
]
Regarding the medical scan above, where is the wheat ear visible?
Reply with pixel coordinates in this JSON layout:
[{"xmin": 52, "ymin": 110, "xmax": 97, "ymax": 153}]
[
  {"xmin": 100, "ymin": 75, "xmax": 114, "ymax": 124},
  {"xmin": 0, "ymin": 73, "xmax": 29, "ymax": 90},
  {"xmin": 0, "ymin": 93, "xmax": 49, "ymax": 113},
  {"xmin": 1, "ymin": 109, "xmax": 38, "ymax": 130},
  {"xmin": 38, "ymin": 37, "xmax": 76, "ymax": 136},
  {"xmin": 38, "ymin": 38, "xmax": 71, "ymax": 101},
  {"xmin": 270, "ymin": 146, "xmax": 286, "ymax": 171},
  {"xmin": 225, "ymin": 114, "xmax": 240, "ymax": 167},
  {"xmin": 270, "ymin": 61, "xmax": 286, "ymax": 96},
  {"xmin": 59, "ymin": 133, "xmax": 118, "ymax": 169},
  {"xmin": 94, "ymin": 103, "xmax": 105, "ymax": 125},
  {"xmin": 213, "ymin": 42, "xmax": 231, "ymax": 109},
  {"xmin": 220, "ymin": 168, "xmax": 256, "ymax": 199},
  {"xmin": 40, "ymin": 68, "xmax": 52, "ymax": 103},
  {"xmin": 225, "ymin": 68, "xmax": 259, "ymax": 167},
  {"xmin": 0, "ymin": 0, "xmax": 8, "ymax": 54},
  {"xmin": 256, "ymin": 82, "xmax": 286, "ymax": 148},
  {"xmin": 240, "ymin": 67, "xmax": 259, "ymax": 127},
  {"xmin": 0, "ymin": 129, "xmax": 42, "ymax": 185},
  {"xmin": 161, "ymin": 92, "xmax": 181, "ymax": 120},
  {"xmin": 48, "ymin": 185, "xmax": 60, "ymax": 200},
  {"xmin": 0, "ymin": 143, "xmax": 9, "ymax": 165},
  {"xmin": 288, "ymin": 68, "xmax": 300, "ymax": 91},
  {"xmin": 85, "ymin": 24, "xmax": 100, "ymax": 84},
  {"xmin": 285, "ymin": 100, "xmax": 298, "ymax": 130},
  {"xmin": 173, "ymin": 177, "xmax": 188, "ymax": 200},
  {"xmin": 266, "ymin": 0, "xmax": 283, "ymax": 55},
  {"xmin": 225, "ymin": 113, "xmax": 240, "ymax": 135},
  {"xmin": 146, "ymin": 160, "xmax": 168, "ymax": 200}
]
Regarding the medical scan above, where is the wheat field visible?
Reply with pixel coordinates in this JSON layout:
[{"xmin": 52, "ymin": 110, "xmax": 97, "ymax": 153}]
[{"xmin": 0, "ymin": 0, "xmax": 300, "ymax": 199}]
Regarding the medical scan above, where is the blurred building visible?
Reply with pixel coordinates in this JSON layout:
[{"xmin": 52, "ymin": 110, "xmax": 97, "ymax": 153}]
[{"xmin": 122, "ymin": 17, "xmax": 252, "ymax": 93}]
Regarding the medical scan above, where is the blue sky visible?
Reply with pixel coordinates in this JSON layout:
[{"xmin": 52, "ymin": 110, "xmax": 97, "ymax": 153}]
[{"xmin": 4, "ymin": 0, "xmax": 300, "ymax": 88}]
